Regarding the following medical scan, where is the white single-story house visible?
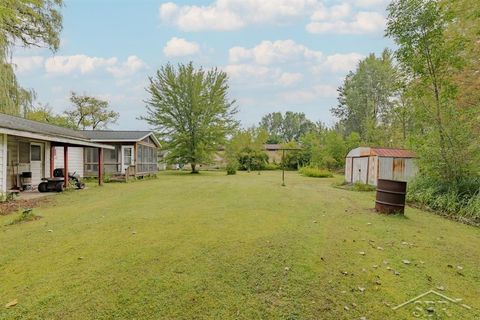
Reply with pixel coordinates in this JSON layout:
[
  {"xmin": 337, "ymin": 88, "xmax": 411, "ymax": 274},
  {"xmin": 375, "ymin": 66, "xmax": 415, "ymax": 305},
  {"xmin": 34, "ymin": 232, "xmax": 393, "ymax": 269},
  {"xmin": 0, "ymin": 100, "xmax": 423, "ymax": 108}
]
[
  {"xmin": 345, "ymin": 147, "xmax": 417, "ymax": 186},
  {"xmin": 0, "ymin": 113, "xmax": 114, "ymax": 198},
  {"xmin": 53, "ymin": 130, "xmax": 160, "ymax": 178}
]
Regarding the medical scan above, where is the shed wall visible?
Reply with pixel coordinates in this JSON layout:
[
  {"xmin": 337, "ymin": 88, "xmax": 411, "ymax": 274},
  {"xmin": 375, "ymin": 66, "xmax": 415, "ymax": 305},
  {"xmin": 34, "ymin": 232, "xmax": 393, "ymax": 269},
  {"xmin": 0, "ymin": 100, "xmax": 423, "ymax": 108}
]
[
  {"xmin": 345, "ymin": 157, "xmax": 353, "ymax": 183},
  {"xmin": 0, "ymin": 135, "xmax": 6, "ymax": 194}
]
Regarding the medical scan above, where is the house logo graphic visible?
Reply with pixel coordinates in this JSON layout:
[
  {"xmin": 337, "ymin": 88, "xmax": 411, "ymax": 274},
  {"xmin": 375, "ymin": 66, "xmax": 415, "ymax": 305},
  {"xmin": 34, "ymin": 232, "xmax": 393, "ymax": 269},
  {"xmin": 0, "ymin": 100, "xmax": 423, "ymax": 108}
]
[{"xmin": 393, "ymin": 289, "xmax": 474, "ymax": 318}]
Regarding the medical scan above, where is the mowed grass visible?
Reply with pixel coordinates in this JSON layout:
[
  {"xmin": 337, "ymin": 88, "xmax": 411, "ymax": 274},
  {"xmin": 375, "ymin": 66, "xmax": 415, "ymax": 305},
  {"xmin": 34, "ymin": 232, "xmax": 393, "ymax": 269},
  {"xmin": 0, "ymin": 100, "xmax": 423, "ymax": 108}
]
[{"xmin": 0, "ymin": 171, "xmax": 479, "ymax": 319}]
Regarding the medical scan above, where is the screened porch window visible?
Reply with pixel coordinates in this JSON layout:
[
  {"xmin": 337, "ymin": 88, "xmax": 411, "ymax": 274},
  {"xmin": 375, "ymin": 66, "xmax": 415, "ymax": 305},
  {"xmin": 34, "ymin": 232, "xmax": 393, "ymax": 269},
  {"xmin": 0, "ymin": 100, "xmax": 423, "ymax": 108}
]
[{"xmin": 137, "ymin": 144, "xmax": 157, "ymax": 173}]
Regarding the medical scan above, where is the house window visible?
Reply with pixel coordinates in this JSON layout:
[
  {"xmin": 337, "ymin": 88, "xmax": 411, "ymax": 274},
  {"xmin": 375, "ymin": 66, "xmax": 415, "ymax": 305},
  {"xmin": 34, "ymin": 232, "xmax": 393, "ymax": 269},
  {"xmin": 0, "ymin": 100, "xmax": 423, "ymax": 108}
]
[{"xmin": 30, "ymin": 145, "xmax": 41, "ymax": 161}]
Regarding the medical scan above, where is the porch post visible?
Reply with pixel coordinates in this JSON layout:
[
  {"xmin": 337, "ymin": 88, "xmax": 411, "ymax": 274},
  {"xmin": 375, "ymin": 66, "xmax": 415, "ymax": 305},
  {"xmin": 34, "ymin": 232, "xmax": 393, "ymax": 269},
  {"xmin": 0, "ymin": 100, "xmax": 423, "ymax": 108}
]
[
  {"xmin": 98, "ymin": 148, "xmax": 103, "ymax": 186},
  {"xmin": 64, "ymin": 146, "xmax": 69, "ymax": 188},
  {"xmin": 50, "ymin": 144, "xmax": 55, "ymax": 177}
]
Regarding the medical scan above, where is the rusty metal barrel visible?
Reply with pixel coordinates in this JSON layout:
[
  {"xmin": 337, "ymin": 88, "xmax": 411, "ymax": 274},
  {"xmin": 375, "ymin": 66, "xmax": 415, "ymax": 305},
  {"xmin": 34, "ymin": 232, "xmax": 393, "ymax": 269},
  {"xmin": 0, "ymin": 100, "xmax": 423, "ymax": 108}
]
[{"xmin": 375, "ymin": 179, "xmax": 407, "ymax": 214}]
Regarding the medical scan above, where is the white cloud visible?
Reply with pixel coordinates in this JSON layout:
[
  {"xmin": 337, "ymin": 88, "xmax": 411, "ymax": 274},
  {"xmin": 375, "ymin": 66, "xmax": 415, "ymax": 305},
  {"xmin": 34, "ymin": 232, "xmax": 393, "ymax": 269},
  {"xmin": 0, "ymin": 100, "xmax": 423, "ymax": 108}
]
[
  {"xmin": 321, "ymin": 53, "xmax": 364, "ymax": 73},
  {"xmin": 306, "ymin": 10, "xmax": 386, "ymax": 34},
  {"xmin": 223, "ymin": 64, "xmax": 272, "ymax": 83},
  {"xmin": 277, "ymin": 72, "xmax": 303, "ymax": 86},
  {"xmin": 107, "ymin": 55, "xmax": 148, "ymax": 78},
  {"xmin": 163, "ymin": 37, "xmax": 200, "ymax": 57},
  {"xmin": 280, "ymin": 84, "xmax": 337, "ymax": 102},
  {"xmin": 44, "ymin": 54, "xmax": 147, "ymax": 79},
  {"xmin": 159, "ymin": 0, "xmax": 317, "ymax": 31},
  {"xmin": 229, "ymin": 40, "xmax": 322, "ymax": 65},
  {"xmin": 228, "ymin": 39, "xmax": 362, "ymax": 75},
  {"xmin": 12, "ymin": 56, "xmax": 45, "ymax": 73},
  {"xmin": 45, "ymin": 55, "xmax": 118, "ymax": 75}
]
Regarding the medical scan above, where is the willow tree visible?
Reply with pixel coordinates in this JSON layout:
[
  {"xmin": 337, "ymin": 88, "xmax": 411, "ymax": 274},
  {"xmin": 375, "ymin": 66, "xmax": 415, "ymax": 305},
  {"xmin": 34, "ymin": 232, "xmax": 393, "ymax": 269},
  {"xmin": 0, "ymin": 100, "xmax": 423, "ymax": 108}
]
[
  {"xmin": 143, "ymin": 62, "xmax": 238, "ymax": 173},
  {"xmin": 0, "ymin": 0, "xmax": 63, "ymax": 115}
]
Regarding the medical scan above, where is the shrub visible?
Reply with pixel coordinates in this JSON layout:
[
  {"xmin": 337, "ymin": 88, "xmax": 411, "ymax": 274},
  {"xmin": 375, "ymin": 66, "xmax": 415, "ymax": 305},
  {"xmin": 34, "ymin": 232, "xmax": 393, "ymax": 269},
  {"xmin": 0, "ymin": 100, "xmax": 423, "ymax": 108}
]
[
  {"xmin": 299, "ymin": 167, "xmax": 334, "ymax": 178},
  {"xmin": 264, "ymin": 162, "xmax": 280, "ymax": 170},
  {"xmin": 407, "ymin": 175, "xmax": 480, "ymax": 225},
  {"xmin": 237, "ymin": 151, "xmax": 268, "ymax": 171},
  {"xmin": 226, "ymin": 162, "xmax": 237, "ymax": 175},
  {"xmin": 352, "ymin": 182, "xmax": 376, "ymax": 192}
]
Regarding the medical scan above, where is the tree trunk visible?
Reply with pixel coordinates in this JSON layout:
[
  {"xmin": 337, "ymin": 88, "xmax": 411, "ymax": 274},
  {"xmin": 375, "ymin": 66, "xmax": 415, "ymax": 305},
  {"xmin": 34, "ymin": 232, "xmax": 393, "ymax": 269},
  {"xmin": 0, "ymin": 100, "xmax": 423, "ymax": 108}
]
[{"xmin": 191, "ymin": 163, "xmax": 198, "ymax": 174}]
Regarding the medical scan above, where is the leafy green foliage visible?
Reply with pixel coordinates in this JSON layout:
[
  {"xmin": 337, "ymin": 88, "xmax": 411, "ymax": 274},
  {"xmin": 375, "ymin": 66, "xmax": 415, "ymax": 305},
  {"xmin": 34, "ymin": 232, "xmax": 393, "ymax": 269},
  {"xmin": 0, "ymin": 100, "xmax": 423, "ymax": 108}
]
[
  {"xmin": 407, "ymin": 176, "xmax": 480, "ymax": 225},
  {"xmin": 298, "ymin": 167, "xmax": 334, "ymax": 178},
  {"xmin": 65, "ymin": 92, "xmax": 119, "ymax": 130},
  {"xmin": 332, "ymin": 49, "xmax": 402, "ymax": 146},
  {"xmin": 259, "ymin": 111, "xmax": 317, "ymax": 143},
  {"xmin": 226, "ymin": 128, "xmax": 268, "ymax": 172},
  {"xmin": 225, "ymin": 162, "xmax": 237, "ymax": 175},
  {"xmin": 143, "ymin": 62, "xmax": 238, "ymax": 173},
  {"xmin": 0, "ymin": 0, "xmax": 63, "ymax": 116},
  {"xmin": 386, "ymin": 0, "xmax": 479, "ymax": 183},
  {"xmin": 26, "ymin": 105, "xmax": 76, "ymax": 128}
]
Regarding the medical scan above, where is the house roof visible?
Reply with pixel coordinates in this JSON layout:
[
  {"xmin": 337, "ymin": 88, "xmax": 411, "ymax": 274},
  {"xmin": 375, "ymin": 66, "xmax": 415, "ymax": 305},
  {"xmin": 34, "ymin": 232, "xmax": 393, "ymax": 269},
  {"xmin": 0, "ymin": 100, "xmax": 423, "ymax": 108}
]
[
  {"xmin": 347, "ymin": 147, "xmax": 416, "ymax": 158},
  {"xmin": 0, "ymin": 113, "xmax": 114, "ymax": 149},
  {"xmin": 81, "ymin": 130, "xmax": 161, "ymax": 147},
  {"xmin": 0, "ymin": 113, "xmax": 87, "ymax": 139}
]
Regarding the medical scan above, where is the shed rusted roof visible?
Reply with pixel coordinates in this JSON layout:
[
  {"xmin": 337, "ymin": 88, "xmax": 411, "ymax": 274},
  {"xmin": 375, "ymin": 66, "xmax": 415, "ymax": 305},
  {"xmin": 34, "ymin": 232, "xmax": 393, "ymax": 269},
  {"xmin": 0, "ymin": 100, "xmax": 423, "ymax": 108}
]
[
  {"xmin": 346, "ymin": 147, "xmax": 415, "ymax": 158},
  {"xmin": 371, "ymin": 148, "xmax": 416, "ymax": 158}
]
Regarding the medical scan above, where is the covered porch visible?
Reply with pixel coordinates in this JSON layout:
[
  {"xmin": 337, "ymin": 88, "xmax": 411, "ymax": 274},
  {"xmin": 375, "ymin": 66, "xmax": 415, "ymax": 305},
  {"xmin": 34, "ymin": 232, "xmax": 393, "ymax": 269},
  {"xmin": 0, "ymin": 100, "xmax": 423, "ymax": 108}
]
[{"xmin": 0, "ymin": 130, "xmax": 114, "ymax": 198}]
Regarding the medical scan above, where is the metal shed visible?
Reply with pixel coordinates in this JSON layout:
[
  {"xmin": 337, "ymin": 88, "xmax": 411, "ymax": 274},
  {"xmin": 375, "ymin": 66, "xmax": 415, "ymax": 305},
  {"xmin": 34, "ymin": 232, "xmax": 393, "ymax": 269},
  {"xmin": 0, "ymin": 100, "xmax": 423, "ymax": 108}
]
[{"xmin": 345, "ymin": 147, "xmax": 417, "ymax": 186}]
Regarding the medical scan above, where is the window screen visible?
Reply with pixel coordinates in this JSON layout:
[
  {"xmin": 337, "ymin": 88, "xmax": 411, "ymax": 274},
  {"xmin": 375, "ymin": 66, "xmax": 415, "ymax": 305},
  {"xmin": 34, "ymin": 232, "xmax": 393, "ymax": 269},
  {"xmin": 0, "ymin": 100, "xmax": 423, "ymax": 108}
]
[{"xmin": 30, "ymin": 145, "xmax": 41, "ymax": 161}]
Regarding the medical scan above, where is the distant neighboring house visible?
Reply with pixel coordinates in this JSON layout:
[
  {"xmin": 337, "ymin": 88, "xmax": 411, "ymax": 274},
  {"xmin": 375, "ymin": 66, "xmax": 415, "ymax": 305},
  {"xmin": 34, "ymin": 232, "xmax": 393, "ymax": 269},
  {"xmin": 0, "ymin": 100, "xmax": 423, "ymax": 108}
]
[
  {"xmin": 78, "ymin": 131, "xmax": 161, "ymax": 178},
  {"xmin": 264, "ymin": 144, "xmax": 282, "ymax": 163},
  {"xmin": 345, "ymin": 147, "xmax": 417, "ymax": 186},
  {"xmin": 0, "ymin": 113, "xmax": 113, "ymax": 198}
]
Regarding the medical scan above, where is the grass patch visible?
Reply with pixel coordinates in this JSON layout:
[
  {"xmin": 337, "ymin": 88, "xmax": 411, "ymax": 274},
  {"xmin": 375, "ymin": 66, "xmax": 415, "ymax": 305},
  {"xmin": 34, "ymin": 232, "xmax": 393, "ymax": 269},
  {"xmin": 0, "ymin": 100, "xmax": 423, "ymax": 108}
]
[
  {"xmin": 0, "ymin": 172, "xmax": 479, "ymax": 319},
  {"xmin": 7, "ymin": 209, "xmax": 41, "ymax": 225},
  {"xmin": 298, "ymin": 167, "xmax": 334, "ymax": 178},
  {"xmin": 334, "ymin": 181, "xmax": 377, "ymax": 192}
]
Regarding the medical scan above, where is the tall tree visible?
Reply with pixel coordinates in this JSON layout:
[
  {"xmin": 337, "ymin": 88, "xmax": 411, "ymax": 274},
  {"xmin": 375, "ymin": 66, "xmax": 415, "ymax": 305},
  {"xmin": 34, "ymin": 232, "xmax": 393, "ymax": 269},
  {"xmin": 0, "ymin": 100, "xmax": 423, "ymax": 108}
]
[
  {"xmin": 143, "ymin": 62, "xmax": 238, "ymax": 173},
  {"xmin": 386, "ymin": 0, "xmax": 479, "ymax": 182},
  {"xmin": 0, "ymin": 0, "xmax": 63, "ymax": 115},
  {"xmin": 65, "ymin": 92, "xmax": 119, "ymax": 130},
  {"xmin": 331, "ymin": 49, "xmax": 400, "ymax": 145},
  {"xmin": 259, "ymin": 111, "xmax": 316, "ymax": 143},
  {"xmin": 26, "ymin": 104, "xmax": 76, "ymax": 128}
]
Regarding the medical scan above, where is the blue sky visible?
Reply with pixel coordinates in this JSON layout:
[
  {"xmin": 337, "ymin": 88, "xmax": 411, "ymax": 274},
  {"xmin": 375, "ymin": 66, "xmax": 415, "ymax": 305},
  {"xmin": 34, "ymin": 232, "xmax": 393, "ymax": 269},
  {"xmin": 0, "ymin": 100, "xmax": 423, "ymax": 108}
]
[{"xmin": 12, "ymin": 0, "xmax": 393, "ymax": 130}]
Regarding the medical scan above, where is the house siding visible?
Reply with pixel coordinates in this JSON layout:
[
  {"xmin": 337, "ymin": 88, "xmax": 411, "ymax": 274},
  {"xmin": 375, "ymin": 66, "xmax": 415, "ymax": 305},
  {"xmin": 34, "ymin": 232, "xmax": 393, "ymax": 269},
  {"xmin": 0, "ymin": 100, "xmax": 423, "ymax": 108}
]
[
  {"xmin": 0, "ymin": 134, "xmax": 6, "ymax": 195},
  {"xmin": 54, "ymin": 146, "xmax": 84, "ymax": 177}
]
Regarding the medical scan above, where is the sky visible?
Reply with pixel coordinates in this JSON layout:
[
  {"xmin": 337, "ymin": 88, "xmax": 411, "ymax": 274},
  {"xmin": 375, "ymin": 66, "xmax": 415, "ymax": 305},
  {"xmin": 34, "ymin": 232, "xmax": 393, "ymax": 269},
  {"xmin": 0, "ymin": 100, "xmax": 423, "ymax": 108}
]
[{"xmin": 11, "ymin": 0, "xmax": 393, "ymax": 130}]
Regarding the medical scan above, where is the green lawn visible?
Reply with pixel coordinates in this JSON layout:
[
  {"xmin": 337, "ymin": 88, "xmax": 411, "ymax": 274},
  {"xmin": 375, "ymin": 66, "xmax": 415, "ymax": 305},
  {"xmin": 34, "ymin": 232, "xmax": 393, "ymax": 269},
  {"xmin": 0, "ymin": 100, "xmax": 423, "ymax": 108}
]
[{"xmin": 1, "ymin": 171, "xmax": 479, "ymax": 319}]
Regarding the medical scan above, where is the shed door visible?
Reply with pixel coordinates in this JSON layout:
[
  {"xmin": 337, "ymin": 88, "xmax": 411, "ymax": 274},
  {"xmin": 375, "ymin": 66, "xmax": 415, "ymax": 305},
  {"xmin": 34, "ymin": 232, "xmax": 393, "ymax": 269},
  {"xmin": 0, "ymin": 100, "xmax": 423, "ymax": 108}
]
[
  {"xmin": 30, "ymin": 143, "xmax": 43, "ymax": 186},
  {"xmin": 352, "ymin": 157, "xmax": 368, "ymax": 184}
]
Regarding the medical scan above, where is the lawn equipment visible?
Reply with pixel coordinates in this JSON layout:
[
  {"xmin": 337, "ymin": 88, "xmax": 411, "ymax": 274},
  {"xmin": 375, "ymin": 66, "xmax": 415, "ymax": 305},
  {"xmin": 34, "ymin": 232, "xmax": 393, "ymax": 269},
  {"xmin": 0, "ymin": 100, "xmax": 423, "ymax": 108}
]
[{"xmin": 38, "ymin": 168, "xmax": 86, "ymax": 192}]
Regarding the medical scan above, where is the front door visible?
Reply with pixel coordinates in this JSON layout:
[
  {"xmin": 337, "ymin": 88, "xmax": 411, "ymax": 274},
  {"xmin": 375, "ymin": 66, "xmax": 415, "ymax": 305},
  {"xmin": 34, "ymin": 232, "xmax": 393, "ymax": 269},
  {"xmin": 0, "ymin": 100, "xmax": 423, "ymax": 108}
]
[
  {"xmin": 30, "ymin": 143, "xmax": 43, "ymax": 186},
  {"xmin": 121, "ymin": 145, "xmax": 134, "ymax": 173}
]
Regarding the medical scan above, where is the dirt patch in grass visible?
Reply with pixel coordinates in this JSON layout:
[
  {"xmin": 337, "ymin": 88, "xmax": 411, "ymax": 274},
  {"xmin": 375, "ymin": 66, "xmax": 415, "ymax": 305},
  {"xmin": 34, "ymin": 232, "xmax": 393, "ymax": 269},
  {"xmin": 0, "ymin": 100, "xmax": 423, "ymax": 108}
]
[{"xmin": 0, "ymin": 197, "xmax": 54, "ymax": 216}]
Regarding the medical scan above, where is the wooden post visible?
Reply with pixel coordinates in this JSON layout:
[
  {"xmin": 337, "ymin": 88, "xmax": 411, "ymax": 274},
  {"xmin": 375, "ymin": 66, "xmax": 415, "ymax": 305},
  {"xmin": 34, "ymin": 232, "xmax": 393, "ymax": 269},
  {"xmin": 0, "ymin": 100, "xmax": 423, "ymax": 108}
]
[
  {"xmin": 282, "ymin": 149, "xmax": 286, "ymax": 186},
  {"xmin": 63, "ymin": 146, "xmax": 69, "ymax": 188},
  {"xmin": 50, "ymin": 144, "xmax": 55, "ymax": 178},
  {"xmin": 98, "ymin": 148, "xmax": 103, "ymax": 186}
]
